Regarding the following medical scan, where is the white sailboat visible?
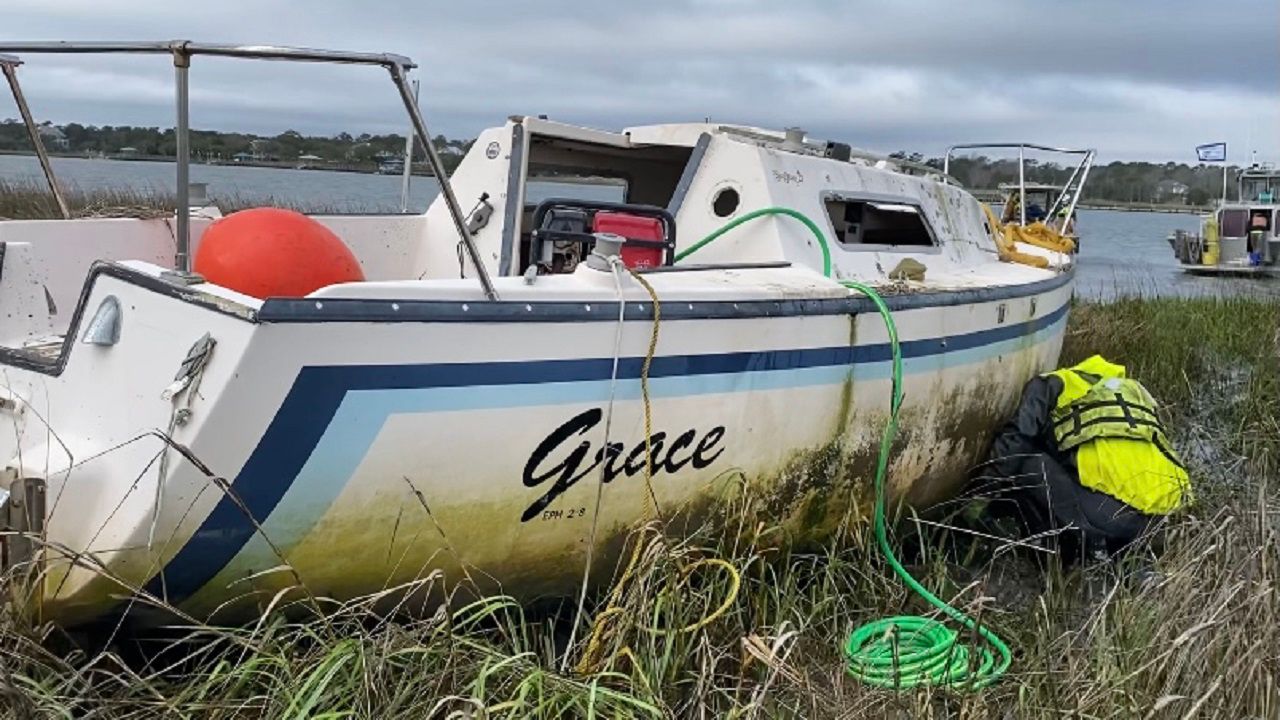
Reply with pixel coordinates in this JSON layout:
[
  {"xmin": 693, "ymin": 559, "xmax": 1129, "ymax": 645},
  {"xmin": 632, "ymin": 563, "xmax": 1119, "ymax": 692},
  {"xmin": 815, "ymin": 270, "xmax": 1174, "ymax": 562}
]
[{"xmin": 0, "ymin": 42, "xmax": 1088, "ymax": 626}]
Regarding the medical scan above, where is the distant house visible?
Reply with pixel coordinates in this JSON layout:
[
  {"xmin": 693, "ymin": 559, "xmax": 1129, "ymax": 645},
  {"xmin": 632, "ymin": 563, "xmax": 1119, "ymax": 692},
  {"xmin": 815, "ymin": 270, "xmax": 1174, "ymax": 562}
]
[
  {"xmin": 248, "ymin": 139, "xmax": 273, "ymax": 161},
  {"xmin": 118, "ymin": 146, "xmax": 140, "ymax": 157},
  {"xmin": 1155, "ymin": 179, "xmax": 1189, "ymax": 203},
  {"xmin": 37, "ymin": 124, "xmax": 69, "ymax": 150},
  {"xmin": 232, "ymin": 151, "xmax": 254, "ymax": 163},
  {"xmin": 345, "ymin": 142, "xmax": 372, "ymax": 162}
]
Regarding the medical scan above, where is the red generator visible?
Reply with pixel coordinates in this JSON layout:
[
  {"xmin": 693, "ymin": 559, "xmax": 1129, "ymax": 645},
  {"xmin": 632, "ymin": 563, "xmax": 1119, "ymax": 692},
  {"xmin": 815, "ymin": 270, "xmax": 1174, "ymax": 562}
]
[
  {"xmin": 528, "ymin": 199, "xmax": 677, "ymax": 274},
  {"xmin": 593, "ymin": 211, "xmax": 669, "ymax": 269}
]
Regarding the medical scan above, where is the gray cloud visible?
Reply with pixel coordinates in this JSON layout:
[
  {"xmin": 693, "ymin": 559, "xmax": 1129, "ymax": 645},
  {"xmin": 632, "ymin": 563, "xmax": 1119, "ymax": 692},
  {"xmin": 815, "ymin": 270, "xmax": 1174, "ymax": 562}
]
[{"xmin": 2, "ymin": 0, "xmax": 1276, "ymax": 161}]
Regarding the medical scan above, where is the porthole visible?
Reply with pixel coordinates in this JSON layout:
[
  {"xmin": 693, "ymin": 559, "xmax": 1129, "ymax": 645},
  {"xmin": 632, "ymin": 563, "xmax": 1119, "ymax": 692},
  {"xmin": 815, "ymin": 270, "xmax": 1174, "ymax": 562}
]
[{"xmin": 712, "ymin": 187, "xmax": 740, "ymax": 218}]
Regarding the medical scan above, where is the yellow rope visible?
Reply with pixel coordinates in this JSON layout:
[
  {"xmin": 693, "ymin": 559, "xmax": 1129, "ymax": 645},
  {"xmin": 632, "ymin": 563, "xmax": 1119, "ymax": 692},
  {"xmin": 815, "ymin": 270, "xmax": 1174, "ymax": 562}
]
[
  {"xmin": 651, "ymin": 557, "xmax": 740, "ymax": 635},
  {"xmin": 628, "ymin": 268, "xmax": 665, "ymax": 521},
  {"xmin": 980, "ymin": 203, "xmax": 1068, "ymax": 269},
  {"xmin": 1010, "ymin": 221, "xmax": 1076, "ymax": 254},
  {"xmin": 574, "ymin": 265, "xmax": 741, "ymax": 676}
]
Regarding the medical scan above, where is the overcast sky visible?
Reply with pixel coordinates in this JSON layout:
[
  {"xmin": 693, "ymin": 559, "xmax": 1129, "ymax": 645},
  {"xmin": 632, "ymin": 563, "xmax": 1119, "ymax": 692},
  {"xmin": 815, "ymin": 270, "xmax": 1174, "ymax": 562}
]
[{"xmin": 2, "ymin": 0, "xmax": 1277, "ymax": 162}]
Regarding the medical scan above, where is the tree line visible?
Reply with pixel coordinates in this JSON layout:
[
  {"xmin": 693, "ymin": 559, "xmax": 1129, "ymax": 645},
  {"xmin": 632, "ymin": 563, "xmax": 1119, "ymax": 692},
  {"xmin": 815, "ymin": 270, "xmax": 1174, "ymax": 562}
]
[
  {"xmin": 0, "ymin": 120, "xmax": 473, "ymax": 172},
  {"xmin": 893, "ymin": 150, "xmax": 1236, "ymax": 206},
  {"xmin": 0, "ymin": 119, "xmax": 1244, "ymax": 204}
]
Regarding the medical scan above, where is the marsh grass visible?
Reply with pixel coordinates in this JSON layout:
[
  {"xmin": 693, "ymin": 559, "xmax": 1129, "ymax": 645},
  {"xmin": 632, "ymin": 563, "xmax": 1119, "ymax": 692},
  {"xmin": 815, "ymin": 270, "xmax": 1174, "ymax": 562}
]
[
  {"xmin": 1, "ymin": 189, "xmax": 1278, "ymax": 717},
  {"xmin": 0, "ymin": 180, "xmax": 344, "ymax": 220},
  {"xmin": 0, "ymin": 180, "xmax": 175, "ymax": 220}
]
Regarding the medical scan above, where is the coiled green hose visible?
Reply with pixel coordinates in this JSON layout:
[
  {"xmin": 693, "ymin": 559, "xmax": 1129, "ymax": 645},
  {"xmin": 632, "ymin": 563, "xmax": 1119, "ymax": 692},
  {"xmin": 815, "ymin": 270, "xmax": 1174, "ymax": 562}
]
[{"xmin": 680, "ymin": 207, "xmax": 1011, "ymax": 689}]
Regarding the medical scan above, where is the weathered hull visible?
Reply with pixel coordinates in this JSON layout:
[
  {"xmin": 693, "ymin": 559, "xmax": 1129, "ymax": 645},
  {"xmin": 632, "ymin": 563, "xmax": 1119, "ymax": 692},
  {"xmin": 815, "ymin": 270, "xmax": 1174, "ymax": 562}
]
[{"xmin": 2, "ymin": 263, "xmax": 1071, "ymax": 625}]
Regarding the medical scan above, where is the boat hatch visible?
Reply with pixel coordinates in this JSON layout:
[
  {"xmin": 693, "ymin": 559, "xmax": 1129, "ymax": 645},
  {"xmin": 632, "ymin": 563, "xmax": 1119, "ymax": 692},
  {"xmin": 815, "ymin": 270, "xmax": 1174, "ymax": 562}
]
[{"xmin": 507, "ymin": 119, "xmax": 700, "ymax": 275}]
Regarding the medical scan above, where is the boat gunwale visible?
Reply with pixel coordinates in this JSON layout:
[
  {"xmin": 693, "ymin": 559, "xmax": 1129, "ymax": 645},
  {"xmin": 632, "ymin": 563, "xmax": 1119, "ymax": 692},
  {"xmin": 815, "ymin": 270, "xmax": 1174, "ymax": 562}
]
[
  {"xmin": 257, "ymin": 270, "xmax": 1074, "ymax": 323},
  {"xmin": 0, "ymin": 259, "xmax": 1073, "ymax": 378},
  {"xmin": 0, "ymin": 260, "xmax": 260, "ymax": 376}
]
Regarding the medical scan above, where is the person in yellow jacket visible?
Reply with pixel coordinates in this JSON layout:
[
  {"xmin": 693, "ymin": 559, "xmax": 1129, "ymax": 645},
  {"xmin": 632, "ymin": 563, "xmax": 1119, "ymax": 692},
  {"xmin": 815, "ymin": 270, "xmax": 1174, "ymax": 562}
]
[{"xmin": 983, "ymin": 355, "xmax": 1191, "ymax": 561}]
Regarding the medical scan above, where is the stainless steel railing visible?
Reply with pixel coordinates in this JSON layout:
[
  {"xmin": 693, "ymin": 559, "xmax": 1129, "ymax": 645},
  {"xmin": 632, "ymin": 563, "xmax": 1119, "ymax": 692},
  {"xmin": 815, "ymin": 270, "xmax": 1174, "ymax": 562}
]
[
  {"xmin": 943, "ymin": 143, "xmax": 1095, "ymax": 230},
  {"xmin": 0, "ymin": 41, "xmax": 498, "ymax": 300}
]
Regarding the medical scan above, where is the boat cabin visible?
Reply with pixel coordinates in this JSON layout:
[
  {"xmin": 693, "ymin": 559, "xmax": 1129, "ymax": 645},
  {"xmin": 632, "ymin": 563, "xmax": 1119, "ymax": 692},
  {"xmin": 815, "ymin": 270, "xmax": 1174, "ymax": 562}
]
[
  {"xmin": 1170, "ymin": 163, "xmax": 1280, "ymax": 274},
  {"xmin": 423, "ymin": 119, "xmax": 993, "ymax": 285},
  {"xmin": 1240, "ymin": 163, "xmax": 1279, "ymax": 204},
  {"xmin": 1213, "ymin": 165, "xmax": 1280, "ymax": 269}
]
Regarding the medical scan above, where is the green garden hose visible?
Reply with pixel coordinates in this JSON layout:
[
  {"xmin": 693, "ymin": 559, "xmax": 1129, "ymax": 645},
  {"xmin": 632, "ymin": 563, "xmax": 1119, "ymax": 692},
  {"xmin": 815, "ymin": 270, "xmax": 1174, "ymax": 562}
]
[
  {"xmin": 674, "ymin": 207, "xmax": 832, "ymax": 277},
  {"xmin": 680, "ymin": 207, "xmax": 1011, "ymax": 689}
]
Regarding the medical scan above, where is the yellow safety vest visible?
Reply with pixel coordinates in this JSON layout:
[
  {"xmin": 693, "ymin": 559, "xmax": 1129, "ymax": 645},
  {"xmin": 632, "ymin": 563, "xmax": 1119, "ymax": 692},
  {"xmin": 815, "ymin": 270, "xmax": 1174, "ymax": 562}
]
[{"xmin": 1046, "ymin": 356, "xmax": 1191, "ymax": 515}]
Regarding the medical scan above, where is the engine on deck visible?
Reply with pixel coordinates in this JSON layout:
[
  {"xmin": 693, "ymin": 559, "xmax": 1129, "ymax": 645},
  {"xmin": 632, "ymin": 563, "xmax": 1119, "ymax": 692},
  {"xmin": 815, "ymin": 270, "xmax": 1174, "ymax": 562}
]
[{"xmin": 525, "ymin": 199, "xmax": 676, "ymax": 274}]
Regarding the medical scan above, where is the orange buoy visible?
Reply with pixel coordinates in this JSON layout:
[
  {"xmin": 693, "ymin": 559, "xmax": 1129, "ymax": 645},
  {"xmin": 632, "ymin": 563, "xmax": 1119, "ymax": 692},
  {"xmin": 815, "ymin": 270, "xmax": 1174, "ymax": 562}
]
[{"xmin": 194, "ymin": 207, "xmax": 364, "ymax": 299}]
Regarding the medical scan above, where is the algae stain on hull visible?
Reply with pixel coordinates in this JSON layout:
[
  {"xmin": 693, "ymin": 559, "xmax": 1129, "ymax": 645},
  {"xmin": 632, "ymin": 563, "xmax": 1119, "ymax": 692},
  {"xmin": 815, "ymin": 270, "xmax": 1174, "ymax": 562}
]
[
  {"xmin": 145, "ymin": 329, "xmax": 1057, "ymax": 623},
  {"xmin": 194, "ymin": 388, "xmax": 1029, "ymax": 621}
]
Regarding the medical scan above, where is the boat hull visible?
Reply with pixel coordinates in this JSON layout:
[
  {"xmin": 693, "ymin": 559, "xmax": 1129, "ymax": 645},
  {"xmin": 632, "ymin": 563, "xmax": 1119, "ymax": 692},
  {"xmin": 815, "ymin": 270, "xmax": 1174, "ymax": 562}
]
[{"xmin": 3, "ymin": 264, "xmax": 1072, "ymax": 625}]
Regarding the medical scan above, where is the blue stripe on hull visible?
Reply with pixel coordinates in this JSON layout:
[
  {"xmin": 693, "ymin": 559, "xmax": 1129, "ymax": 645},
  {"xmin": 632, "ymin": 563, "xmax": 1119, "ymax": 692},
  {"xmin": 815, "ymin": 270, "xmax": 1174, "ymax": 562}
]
[{"xmin": 145, "ymin": 301, "xmax": 1069, "ymax": 604}]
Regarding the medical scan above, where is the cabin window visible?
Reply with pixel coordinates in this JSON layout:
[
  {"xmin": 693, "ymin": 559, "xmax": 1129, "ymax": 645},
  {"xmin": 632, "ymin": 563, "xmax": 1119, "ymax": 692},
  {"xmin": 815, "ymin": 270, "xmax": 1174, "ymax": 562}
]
[
  {"xmin": 822, "ymin": 195, "xmax": 937, "ymax": 248},
  {"xmin": 713, "ymin": 187, "xmax": 740, "ymax": 217},
  {"xmin": 1241, "ymin": 177, "xmax": 1278, "ymax": 203}
]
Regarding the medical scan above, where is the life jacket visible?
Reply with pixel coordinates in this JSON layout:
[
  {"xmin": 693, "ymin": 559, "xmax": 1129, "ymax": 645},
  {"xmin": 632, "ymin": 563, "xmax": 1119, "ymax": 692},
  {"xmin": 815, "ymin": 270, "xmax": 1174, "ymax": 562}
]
[{"xmin": 1045, "ymin": 356, "xmax": 1190, "ymax": 515}]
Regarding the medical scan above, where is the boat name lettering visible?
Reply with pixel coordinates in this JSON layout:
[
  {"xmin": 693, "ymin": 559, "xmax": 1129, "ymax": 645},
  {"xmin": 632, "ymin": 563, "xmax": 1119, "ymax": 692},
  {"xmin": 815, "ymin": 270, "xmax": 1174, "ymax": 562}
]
[
  {"xmin": 772, "ymin": 169, "xmax": 804, "ymax": 185},
  {"xmin": 521, "ymin": 407, "xmax": 726, "ymax": 522}
]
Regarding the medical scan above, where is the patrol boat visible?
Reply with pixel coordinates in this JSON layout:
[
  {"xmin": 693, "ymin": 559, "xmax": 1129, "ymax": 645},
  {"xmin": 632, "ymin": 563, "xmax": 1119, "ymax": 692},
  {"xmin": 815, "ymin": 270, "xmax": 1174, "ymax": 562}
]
[
  {"xmin": 0, "ymin": 42, "xmax": 1085, "ymax": 626},
  {"xmin": 1169, "ymin": 162, "xmax": 1280, "ymax": 276}
]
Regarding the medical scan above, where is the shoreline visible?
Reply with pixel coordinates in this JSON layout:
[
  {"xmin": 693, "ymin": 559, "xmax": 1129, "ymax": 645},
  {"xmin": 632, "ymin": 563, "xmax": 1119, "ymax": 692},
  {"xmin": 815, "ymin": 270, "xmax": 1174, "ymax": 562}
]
[
  {"xmin": 0, "ymin": 149, "xmax": 440, "ymax": 177},
  {"xmin": 1077, "ymin": 202, "xmax": 1208, "ymax": 215},
  {"xmin": 0, "ymin": 152, "xmax": 1214, "ymax": 216},
  {"xmin": 0, "ymin": 152, "xmax": 1219, "ymax": 212}
]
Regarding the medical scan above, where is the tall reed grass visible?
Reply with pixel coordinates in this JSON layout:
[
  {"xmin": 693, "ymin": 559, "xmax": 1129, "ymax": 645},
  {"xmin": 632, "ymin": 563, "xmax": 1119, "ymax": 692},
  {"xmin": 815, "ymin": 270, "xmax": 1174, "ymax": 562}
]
[{"xmin": 0, "ymin": 180, "xmax": 339, "ymax": 220}]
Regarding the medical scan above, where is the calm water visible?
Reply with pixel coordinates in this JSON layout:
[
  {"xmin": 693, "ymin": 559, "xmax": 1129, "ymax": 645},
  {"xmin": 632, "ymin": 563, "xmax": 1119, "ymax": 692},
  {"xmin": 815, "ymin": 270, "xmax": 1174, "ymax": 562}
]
[
  {"xmin": 0, "ymin": 153, "xmax": 441, "ymax": 213},
  {"xmin": 1073, "ymin": 210, "xmax": 1280, "ymax": 300},
  {"xmin": 3, "ymin": 154, "xmax": 1276, "ymax": 301}
]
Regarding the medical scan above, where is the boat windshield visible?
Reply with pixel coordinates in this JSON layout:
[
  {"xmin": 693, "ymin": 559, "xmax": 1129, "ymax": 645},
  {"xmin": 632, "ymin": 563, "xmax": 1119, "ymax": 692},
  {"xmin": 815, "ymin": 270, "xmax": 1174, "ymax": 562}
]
[{"xmin": 1240, "ymin": 173, "xmax": 1279, "ymax": 203}]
